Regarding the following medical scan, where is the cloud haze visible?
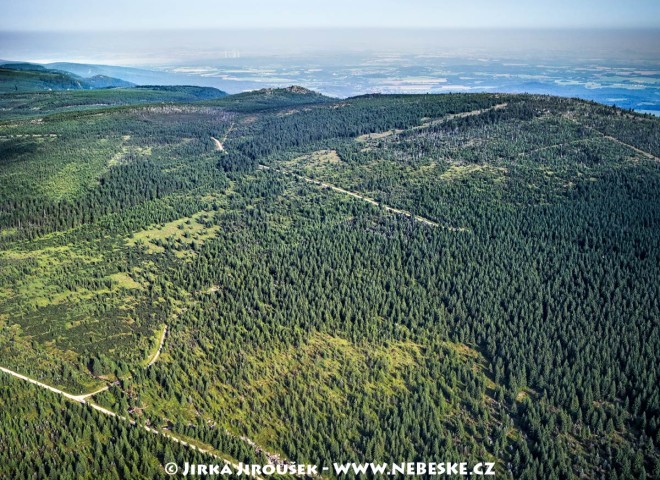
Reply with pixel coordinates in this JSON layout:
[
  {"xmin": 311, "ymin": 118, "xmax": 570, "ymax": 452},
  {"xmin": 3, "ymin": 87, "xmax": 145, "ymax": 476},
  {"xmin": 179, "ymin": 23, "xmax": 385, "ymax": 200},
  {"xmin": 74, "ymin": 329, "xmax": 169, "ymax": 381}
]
[{"xmin": 1, "ymin": 0, "xmax": 659, "ymax": 30}]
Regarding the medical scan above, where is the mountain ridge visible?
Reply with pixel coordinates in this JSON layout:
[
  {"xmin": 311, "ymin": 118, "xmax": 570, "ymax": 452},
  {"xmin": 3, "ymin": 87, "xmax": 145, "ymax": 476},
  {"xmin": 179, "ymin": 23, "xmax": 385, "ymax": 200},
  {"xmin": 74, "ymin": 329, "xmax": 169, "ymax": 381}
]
[{"xmin": 0, "ymin": 62, "xmax": 134, "ymax": 92}]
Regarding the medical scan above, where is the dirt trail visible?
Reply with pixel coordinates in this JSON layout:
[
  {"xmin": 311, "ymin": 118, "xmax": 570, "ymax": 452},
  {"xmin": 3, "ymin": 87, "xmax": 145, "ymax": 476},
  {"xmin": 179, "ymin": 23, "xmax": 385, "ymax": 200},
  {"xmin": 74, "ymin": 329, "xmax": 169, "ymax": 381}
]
[
  {"xmin": 80, "ymin": 384, "xmax": 112, "ymax": 399},
  {"xmin": 357, "ymin": 103, "xmax": 510, "ymax": 141},
  {"xmin": 223, "ymin": 123, "xmax": 235, "ymax": 143},
  {"xmin": 0, "ymin": 365, "xmax": 262, "ymax": 478},
  {"xmin": 146, "ymin": 325, "xmax": 168, "ymax": 367},
  {"xmin": 567, "ymin": 116, "xmax": 659, "ymax": 161},
  {"xmin": 211, "ymin": 122, "xmax": 235, "ymax": 152},
  {"xmin": 81, "ymin": 323, "xmax": 166, "ymax": 401},
  {"xmin": 518, "ymin": 138, "xmax": 591, "ymax": 157},
  {"xmin": 257, "ymin": 105, "xmax": 508, "ymax": 230},
  {"xmin": 417, "ymin": 102, "xmax": 509, "ymax": 129},
  {"xmin": 0, "ymin": 366, "xmax": 92, "ymax": 403},
  {"xmin": 211, "ymin": 137, "xmax": 224, "ymax": 151},
  {"xmin": 260, "ymin": 165, "xmax": 466, "ymax": 231},
  {"xmin": 602, "ymin": 134, "xmax": 659, "ymax": 161},
  {"xmin": 444, "ymin": 102, "xmax": 509, "ymax": 121}
]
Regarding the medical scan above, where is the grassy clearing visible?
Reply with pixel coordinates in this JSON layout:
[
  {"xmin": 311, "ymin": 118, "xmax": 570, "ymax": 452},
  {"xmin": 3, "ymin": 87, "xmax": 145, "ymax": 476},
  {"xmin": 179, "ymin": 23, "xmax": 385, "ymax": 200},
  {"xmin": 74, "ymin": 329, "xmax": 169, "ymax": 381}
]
[
  {"xmin": 283, "ymin": 149, "xmax": 343, "ymax": 170},
  {"xmin": 108, "ymin": 141, "xmax": 152, "ymax": 167},
  {"xmin": 0, "ymin": 245, "xmax": 103, "ymax": 308},
  {"xmin": 444, "ymin": 340, "xmax": 499, "ymax": 391},
  {"xmin": 439, "ymin": 164, "xmax": 508, "ymax": 182},
  {"xmin": 108, "ymin": 272, "xmax": 142, "ymax": 290},
  {"xmin": 0, "ymin": 228, "xmax": 17, "ymax": 238},
  {"xmin": 219, "ymin": 333, "xmax": 422, "ymax": 445},
  {"xmin": 121, "ymin": 332, "xmax": 424, "ymax": 449},
  {"xmin": 0, "ymin": 231, "xmax": 161, "ymax": 391},
  {"xmin": 126, "ymin": 210, "xmax": 220, "ymax": 256},
  {"xmin": 0, "ymin": 135, "xmax": 125, "ymax": 202}
]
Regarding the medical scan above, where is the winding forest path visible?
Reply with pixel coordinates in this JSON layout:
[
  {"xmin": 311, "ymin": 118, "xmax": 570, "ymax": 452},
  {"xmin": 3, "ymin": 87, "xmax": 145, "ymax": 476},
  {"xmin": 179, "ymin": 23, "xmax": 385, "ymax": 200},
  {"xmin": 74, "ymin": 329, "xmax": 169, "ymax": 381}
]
[
  {"xmin": 0, "ymin": 365, "xmax": 262, "ymax": 478},
  {"xmin": 146, "ymin": 324, "xmax": 168, "ymax": 367}
]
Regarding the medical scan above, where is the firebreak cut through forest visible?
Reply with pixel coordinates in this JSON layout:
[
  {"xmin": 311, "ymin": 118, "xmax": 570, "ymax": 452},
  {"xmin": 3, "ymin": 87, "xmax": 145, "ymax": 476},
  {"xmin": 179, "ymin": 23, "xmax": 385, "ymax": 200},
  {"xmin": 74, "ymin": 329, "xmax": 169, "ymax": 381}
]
[{"xmin": 0, "ymin": 78, "xmax": 658, "ymax": 479}]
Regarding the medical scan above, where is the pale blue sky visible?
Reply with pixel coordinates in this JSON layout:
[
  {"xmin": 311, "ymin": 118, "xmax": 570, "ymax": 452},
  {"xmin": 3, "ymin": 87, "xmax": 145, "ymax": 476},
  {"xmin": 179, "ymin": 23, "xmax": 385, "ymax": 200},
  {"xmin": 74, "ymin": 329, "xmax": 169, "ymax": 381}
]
[{"xmin": 1, "ymin": 0, "xmax": 659, "ymax": 30}]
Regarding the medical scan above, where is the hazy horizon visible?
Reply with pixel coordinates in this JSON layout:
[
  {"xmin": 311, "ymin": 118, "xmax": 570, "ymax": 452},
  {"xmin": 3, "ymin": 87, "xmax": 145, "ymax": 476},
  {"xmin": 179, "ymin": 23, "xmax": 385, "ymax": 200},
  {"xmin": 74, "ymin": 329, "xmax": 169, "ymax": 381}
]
[
  {"xmin": 2, "ymin": 28, "xmax": 659, "ymax": 66},
  {"xmin": 2, "ymin": 0, "xmax": 659, "ymax": 30},
  {"xmin": 2, "ymin": 1, "xmax": 659, "ymax": 114}
]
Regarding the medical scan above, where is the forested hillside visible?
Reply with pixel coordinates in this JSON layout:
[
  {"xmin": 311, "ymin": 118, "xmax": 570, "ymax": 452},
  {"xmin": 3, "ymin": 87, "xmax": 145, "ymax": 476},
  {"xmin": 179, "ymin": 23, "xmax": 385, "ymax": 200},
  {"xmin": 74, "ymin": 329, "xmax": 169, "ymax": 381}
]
[
  {"xmin": 0, "ymin": 373, "xmax": 230, "ymax": 479},
  {"xmin": 0, "ymin": 87, "xmax": 658, "ymax": 479},
  {"xmin": 0, "ymin": 63, "xmax": 135, "ymax": 93}
]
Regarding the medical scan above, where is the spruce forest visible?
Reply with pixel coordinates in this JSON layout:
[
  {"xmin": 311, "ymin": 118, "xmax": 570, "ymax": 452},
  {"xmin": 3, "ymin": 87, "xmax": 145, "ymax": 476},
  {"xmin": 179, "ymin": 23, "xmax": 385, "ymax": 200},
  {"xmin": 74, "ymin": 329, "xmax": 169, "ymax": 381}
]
[{"xmin": 0, "ymin": 82, "xmax": 658, "ymax": 479}]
